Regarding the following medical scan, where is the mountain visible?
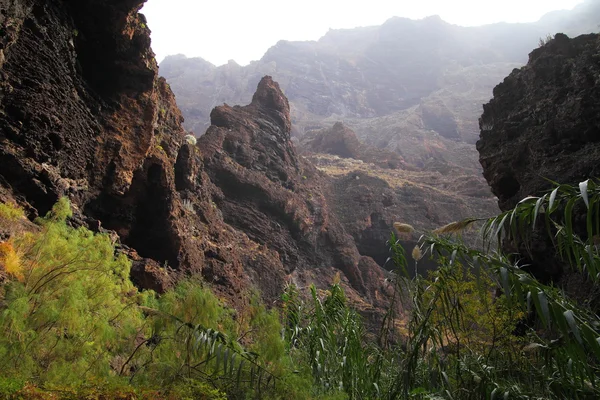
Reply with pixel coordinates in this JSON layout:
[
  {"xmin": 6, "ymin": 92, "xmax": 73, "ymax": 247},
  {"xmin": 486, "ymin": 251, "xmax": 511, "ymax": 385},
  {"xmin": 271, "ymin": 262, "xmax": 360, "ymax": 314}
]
[
  {"xmin": 157, "ymin": 2, "xmax": 598, "ymax": 234},
  {"xmin": 0, "ymin": 0, "xmax": 597, "ymax": 329},
  {"xmin": 0, "ymin": 0, "xmax": 391, "ymax": 315},
  {"xmin": 477, "ymin": 32, "xmax": 600, "ymax": 290},
  {"xmin": 300, "ymin": 122, "xmax": 497, "ymax": 269},
  {"xmin": 159, "ymin": 0, "xmax": 599, "ymax": 152}
]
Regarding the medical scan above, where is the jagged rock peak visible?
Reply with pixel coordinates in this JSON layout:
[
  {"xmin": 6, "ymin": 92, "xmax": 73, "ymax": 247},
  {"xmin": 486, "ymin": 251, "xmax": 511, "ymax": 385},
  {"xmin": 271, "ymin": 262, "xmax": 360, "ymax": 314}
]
[{"xmin": 250, "ymin": 76, "xmax": 291, "ymax": 132}]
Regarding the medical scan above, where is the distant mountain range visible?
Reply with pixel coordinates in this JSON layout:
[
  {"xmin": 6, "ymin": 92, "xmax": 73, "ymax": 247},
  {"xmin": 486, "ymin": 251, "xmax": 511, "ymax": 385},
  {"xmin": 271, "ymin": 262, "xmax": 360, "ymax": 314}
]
[
  {"xmin": 156, "ymin": 0, "xmax": 599, "ymax": 250},
  {"xmin": 159, "ymin": 0, "xmax": 599, "ymax": 163}
]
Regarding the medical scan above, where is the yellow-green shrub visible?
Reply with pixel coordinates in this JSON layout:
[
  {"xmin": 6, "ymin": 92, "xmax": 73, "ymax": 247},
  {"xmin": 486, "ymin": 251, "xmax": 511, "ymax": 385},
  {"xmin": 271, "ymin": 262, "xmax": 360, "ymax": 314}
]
[
  {"xmin": 0, "ymin": 198, "xmax": 144, "ymax": 386},
  {"xmin": 0, "ymin": 201, "xmax": 24, "ymax": 221}
]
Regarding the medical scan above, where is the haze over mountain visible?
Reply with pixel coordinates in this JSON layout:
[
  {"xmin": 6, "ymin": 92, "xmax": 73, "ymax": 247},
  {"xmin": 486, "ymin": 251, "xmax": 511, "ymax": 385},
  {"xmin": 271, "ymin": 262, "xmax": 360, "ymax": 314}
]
[
  {"xmin": 2, "ymin": 0, "xmax": 600, "ymax": 396},
  {"xmin": 158, "ymin": 0, "xmax": 598, "ymax": 181},
  {"xmin": 151, "ymin": 2, "xmax": 599, "ymax": 267},
  {"xmin": 143, "ymin": 0, "xmax": 587, "ymax": 66}
]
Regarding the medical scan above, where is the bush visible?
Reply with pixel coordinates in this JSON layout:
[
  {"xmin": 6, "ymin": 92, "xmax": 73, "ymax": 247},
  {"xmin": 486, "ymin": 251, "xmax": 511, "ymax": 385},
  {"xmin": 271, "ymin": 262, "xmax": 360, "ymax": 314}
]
[
  {"xmin": 0, "ymin": 199, "xmax": 143, "ymax": 386},
  {"xmin": 4, "ymin": 180, "xmax": 598, "ymax": 399},
  {"xmin": 0, "ymin": 201, "xmax": 24, "ymax": 221},
  {"xmin": 0, "ymin": 198, "xmax": 352, "ymax": 399}
]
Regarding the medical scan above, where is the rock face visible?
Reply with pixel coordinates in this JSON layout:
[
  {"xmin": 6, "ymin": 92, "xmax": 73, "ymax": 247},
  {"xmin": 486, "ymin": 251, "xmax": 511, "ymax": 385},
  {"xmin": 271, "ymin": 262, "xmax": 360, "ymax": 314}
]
[
  {"xmin": 299, "ymin": 122, "xmax": 405, "ymax": 169},
  {"xmin": 308, "ymin": 158, "xmax": 497, "ymax": 269},
  {"xmin": 298, "ymin": 123, "xmax": 498, "ymax": 266},
  {"xmin": 193, "ymin": 77, "xmax": 390, "ymax": 306},
  {"xmin": 0, "ymin": 0, "xmax": 193, "ymax": 289},
  {"xmin": 160, "ymin": 1, "xmax": 600, "ymax": 147},
  {"xmin": 477, "ymin": 33, "xmax": 600, "ymax": 289},
  {"xmin": 478, "ymin": 33, "xmax": 600, "ymax": 211},
  {"xmin": 301, "ymin": 122, "xmax": 362, "ymax": 159},
  {"xmin": 0, "ymin": 0, "xmax": 390, "ymax": 312}
]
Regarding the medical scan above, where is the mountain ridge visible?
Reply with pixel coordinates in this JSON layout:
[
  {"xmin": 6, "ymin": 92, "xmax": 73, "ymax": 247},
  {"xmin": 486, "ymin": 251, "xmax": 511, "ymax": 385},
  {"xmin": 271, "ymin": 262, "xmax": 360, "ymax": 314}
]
[{"xmin": 160, "ymin": 0, "xmax": 599, "ymax": 167}]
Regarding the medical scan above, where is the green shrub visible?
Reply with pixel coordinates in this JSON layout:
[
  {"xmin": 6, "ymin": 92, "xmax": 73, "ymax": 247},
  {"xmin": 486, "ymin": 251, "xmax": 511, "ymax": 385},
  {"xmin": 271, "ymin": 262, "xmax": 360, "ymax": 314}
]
[
  {"xmin": 0, "ymin": 198, "xmax": 143, "ymax": 386},
  {"xmin": 387, "ymin": 179, "xmax": 600, "ymax": 399},
  {"xmin": 4, "ymin": 180, "xmax": 598, "ymax": 399},
  {"xmin": 0, "ymin": 201, "xmax": 24, "ymax": 220},
  {"xmin": 0, "ymin": 199, "xmax": 297, "ymax": 398}
]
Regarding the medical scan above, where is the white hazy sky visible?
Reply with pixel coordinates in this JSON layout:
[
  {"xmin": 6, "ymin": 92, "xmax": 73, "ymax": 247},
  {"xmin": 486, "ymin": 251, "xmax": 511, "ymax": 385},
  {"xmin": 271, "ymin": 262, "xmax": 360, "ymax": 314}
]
[{"xmin": 141, "ymin": 0, "xmax": 584, "ymax": 66}]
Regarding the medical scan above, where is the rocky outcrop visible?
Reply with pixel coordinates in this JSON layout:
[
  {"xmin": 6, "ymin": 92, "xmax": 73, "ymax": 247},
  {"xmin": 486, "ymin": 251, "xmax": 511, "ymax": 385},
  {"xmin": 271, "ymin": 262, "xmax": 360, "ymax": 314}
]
[
  {"xmin": 0, "ymin": 0, "xmax": 390, "ymax": 312},
  {"xmin": 478, "ymin": 33, "xmax": 600, "ymax": 210},
  {"xmin": 477, "ymin": 33, "xmax": 600, "ymax": 290},
  {"xmin": 0, "ymin": 0, "xmax": 188, "ymax": 282},
  {"xmin": 315, "ymin": 163, "xmax": 496, "ymax": 270},
  {"xmin": 195, "ymin": 77, "xmax": 389, "ymax": 306},
  {"xmin": 301, "ymin": 122, "xmax": 362, "ymax": 159},
  {"xmin": 299, "ymin": 122, "xmax": 405, "ymax": 169}
]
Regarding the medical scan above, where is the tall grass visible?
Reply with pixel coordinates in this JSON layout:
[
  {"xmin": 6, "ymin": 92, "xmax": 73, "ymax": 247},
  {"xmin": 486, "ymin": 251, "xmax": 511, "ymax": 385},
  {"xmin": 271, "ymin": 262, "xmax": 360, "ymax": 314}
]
[
  {"xmin": 287, "ymin": 179, "xmax": 600, "ymax": 399},
  {"xmin": 2, "ymin": 179, "xmax": 600, "ymax": 398}
]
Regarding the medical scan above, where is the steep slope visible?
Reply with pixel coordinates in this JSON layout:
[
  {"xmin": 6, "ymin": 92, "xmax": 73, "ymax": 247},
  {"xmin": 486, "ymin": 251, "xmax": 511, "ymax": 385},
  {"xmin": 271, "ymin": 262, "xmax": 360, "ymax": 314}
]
[
  {"xmin": 193, "ymin": 77, "xmax": 389, "ymax": 307},
  {"xmin": 477, "ymin": 32, "xmax": 600, "ymax": 286},
  {"xmin": 0, "ymin": 0, "xmax": 189, "ymax": 278},
  {"xmin": 299, "ymin": 123, "xmax": 497, "ymax": 267},
  {"xmin": 478, "ymin": 33, "xmax": 600, "ymax": 211},
  {"xmin": 160, "ymin": 0, "xmax": 599, "ymax": 147},
  {"xmin": 0, "ymin": 1, "xmax": 390, "ymax": 311}
]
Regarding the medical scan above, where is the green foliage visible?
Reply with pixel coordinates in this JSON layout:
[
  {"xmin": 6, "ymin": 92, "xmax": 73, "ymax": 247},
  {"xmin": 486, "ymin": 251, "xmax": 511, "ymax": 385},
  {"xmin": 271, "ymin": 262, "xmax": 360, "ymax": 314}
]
[
  {"xmin": 391, "ymin": 179, "xmax": 600, "ymax": 399},
  {"xmin": 128, "ymin": 281, "xmax": 282, "ymax": 398},
  {"xmin": 42, "ymin": 196, "xmax": 73, "ymax": 222},
  {"xmin": 485, "ymin": 179, "xmax": 600, "ymax": 283},
  {"xmin": 0, "ymin": 199, "xmax": 297, "ymax": 399},
  {"xmin": 0, "ymin": 198, "xmax": 142, "ymax": 386},
  {"xmin": 283, "ymin": 282, "xmax": 391, "ymax": 399},
  {"xmin": 285, "ymin": 180, "xmax": 600, "ymax": 399},
  {"xmin": 0, "ymin": 376, "xmax": 25, "ymax": 397},
  {"xmin": 420, "ymin": 263, "xmax": 523, "ymax": 354},
  {"xmin": 0, "ymin": 201, "xmax": 24, "ymax": 220},
  {"xmin": 3, "ymin": 180, "xmax": 600, "ymax": 399}
]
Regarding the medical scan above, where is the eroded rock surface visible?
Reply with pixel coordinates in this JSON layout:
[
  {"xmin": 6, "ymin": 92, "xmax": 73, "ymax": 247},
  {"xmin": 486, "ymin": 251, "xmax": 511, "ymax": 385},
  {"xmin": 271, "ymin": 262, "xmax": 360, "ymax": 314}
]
[
  {"xmin": 478, "ymin": 33, "xmax": 600, "ymax": 210},
  {"xmin": 477, "ymin": 33, "xmax": 600, "ymax": 290},
  {"xmin": 195, "ymin": 77, "xmax": 389, "ymax": 307},
  {"xmin": 0, "ymin": 0, "xmax": 390, "ymax": 313},
  {"xmin": 299, "ymin": 122, "xmax": 406, "ymax": 169}
]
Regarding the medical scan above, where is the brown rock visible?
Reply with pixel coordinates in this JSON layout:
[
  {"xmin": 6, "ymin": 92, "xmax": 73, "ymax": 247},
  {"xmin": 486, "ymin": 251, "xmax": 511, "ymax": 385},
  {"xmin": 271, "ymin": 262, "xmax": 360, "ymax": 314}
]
[
  {"xmin": 0, "ymin": 0, "xmax": 389, "ymax": 315},
  {"xmin": 197, "ymin": 76, "xmax": 388, "ymax": 306},
  {"xmin": 477, "ymin": 33, "xmax": 600, "ymax": 287},
  {"xmin": 300, "ymin": 122, "xmax": 406, "ymax": 169},
  {"xmin": 478, "ymin": 33, "xmax": 600, "ymax": 211}
]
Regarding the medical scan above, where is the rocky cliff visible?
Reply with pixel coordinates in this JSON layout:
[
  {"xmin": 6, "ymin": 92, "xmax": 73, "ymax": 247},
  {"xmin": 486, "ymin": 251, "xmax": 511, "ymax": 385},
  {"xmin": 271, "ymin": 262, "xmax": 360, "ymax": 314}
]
[
  {"xmin": 298, "ymin": 122, "xmax": 497, "ymax": 268},
  {"xmin": 299, "ymin": 122, "xmax": 406, "ymax": 169},
  {"xmin": 160, "ymin": 0, "xmax": 599, "ymax": 149},
  {"xmin": 0, "ymin": 0, "xmax": 196, "ymax": 292},
  {"xmin": 192, "ymin": 76, "xmax": 389, "ymax": 308},
  {"xmin": 478, "ymin": 33, "xmax": 600, "ymax": 211},
  {"xmin": 477, "ymin": 32, "xmax": 600, "ymax": 287},
  {"xmin": 0, "ymin": 0, "xmax": 390, "ymax": 313}
]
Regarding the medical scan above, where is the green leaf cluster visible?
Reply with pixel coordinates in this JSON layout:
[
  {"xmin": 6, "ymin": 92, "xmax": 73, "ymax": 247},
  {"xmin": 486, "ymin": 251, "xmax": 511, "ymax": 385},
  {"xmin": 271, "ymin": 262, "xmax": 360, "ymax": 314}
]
[{"xmin": 0, "ymin": 199, "xmax": 332, "ymax": 399}]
